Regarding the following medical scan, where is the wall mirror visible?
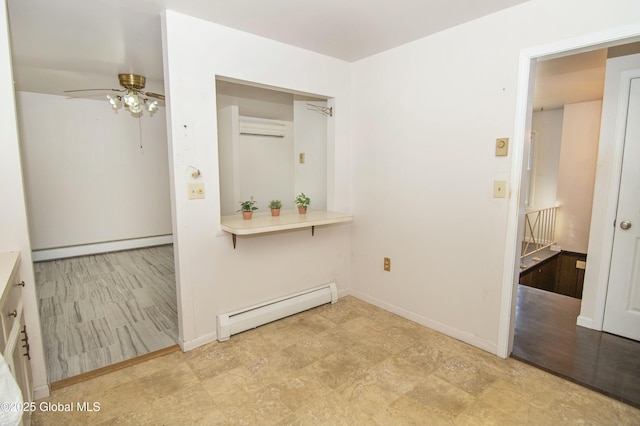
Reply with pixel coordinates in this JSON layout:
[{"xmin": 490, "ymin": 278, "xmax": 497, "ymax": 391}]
[{"xmin": 216, "ymin": 77, "xmax": 329, "ymax": 216}]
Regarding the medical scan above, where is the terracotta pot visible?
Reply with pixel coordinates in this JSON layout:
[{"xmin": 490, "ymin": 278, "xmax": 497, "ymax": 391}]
[
  {"xmin": 271, "ymin": 208, "xmax": 281, "ymax": 217},
  {"xmin": 297, "ymin": 206, "xmax": 307, "ymax": 214},
  {"xmin": 242, "ymin": 211, "xmax": 253, "ymax": 220}
]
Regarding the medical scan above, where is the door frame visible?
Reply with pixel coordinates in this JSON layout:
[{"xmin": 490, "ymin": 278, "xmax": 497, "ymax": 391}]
[{"xmin": 497, "ymin": 23, "xmax": 640, "ymax": 359}]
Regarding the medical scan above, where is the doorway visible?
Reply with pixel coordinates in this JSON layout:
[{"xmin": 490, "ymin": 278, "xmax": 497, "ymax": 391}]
[
  {"xmin": 498, "ymin": 26, "xmax": 640, "ymax": 406},
  {"xmin": 14, "ymin": 93, "xmax": 179, "ymax": 384}
]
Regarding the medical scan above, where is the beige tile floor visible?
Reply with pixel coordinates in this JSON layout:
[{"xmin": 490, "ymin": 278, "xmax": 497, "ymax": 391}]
[{"xmin": 32, "ymin": 296, "xmax": 640, "ymax": 425}]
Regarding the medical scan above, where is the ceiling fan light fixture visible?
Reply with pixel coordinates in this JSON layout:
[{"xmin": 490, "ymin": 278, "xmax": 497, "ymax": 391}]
[
  {"xmin": 123, "ymin": 90, "xmax": 139, "ymax": 108},
  {"xmin": 66, "ymin": 73, "xmax": 162, "ymax": 116},
  {"xmin": 106, "ymin": 94, "xmax": 122, "ymax": 110},
  {"xmin": 118, "ymin": 73, "xmax": 146, "ymax": 91},
  {"xmin": 129, "ymin": 103, "xmax": 143, "ymax": 114},
  {"xmin": 147, "ymin": 99, "xmax": 158, "ymax": 113}
]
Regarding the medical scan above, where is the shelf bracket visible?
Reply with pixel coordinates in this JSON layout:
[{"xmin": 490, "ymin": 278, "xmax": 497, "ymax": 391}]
[
  {"xmin": 232, "ymin": 234, "xmax": 237, "ymax": 249},
  {"xmin": 312, "ymin": 226, "xmax": 315, "ymax": 236}
]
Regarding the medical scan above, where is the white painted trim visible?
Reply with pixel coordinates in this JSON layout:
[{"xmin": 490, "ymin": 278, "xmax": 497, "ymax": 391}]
[
  {"xmin": 498, "ymin": 23, "xmax": 640, "ymax": 359},
  {"xmin": 497, "ymin": 50, "xmax": 534, "ymax": 359},
  {"xmin": 31, "ymin": 235, "xmax": 173, "ymax": 261},
  {"xmin": 179, "ymin": 331, "xmax": 217, "ymax": 352},
  {"xmin": 33, "ymin": 384, "xmax": 50, "ymax": 400},
  {"xmin": 337, "ymin": 287, "xmax": 352, "ymax": 298},
  {"xmin": 577, "ymin": 315, "xmax": 594, "ymax": 329},
  {"xmin": 351, "ymin": 290, "xmax": 497, "ymax": 355}
]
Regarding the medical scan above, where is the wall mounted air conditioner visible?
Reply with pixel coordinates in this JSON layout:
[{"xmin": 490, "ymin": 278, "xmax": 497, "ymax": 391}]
[{"xmin": 238, "ymin": 116, "xmax": 286, "ymax": 137}]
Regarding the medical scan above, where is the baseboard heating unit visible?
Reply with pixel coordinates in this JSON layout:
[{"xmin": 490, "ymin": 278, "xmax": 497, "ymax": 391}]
[{"xmin": 217, "ymin": 282, "xmax": 337, "ymax": 342}]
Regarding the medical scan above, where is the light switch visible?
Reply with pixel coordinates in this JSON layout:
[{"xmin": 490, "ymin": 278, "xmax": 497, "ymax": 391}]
[
  {"xmin": 495, "ymin": 138, "xmax": 509, "ymax": 156},
  {"xmin": 188, "ymin": 183, "xmax": 205, "ymax": 200},
  {"xmin": 493, "ymin": 180, "xmax": 506, "ymax": 198}
]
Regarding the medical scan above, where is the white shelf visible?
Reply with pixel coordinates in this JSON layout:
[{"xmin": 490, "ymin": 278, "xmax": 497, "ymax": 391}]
[{"xmin": 220, "ymin": 210, "xmax": 353, "ymax": 248}]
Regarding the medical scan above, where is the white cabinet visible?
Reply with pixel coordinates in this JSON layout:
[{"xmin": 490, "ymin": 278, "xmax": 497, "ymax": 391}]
[{"xmin": 0, "ymin": 252, "xmax": 32, "ymax": 425}]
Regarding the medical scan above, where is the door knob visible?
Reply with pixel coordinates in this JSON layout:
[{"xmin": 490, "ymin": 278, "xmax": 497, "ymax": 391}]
[{"xmin": 620, "ymin": 220, "xmax": 632, "ymax": 230}]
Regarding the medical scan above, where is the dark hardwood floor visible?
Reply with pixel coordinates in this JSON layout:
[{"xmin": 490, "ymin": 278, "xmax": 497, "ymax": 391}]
[{"xmin": 512, "ymin": 284, "xmax": 640, "ymax": 408}]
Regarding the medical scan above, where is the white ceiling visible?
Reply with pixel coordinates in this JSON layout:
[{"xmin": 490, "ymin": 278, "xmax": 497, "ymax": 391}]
[
  {"xmin": 5, "ymin": 0, "xmax": 613, "ymax": 109},
  {"xmin": 6, "ymin": 0, "xmax": 530, "ymax": 95},
  {"xmin": 534, "ymin": 49, "xmax": 607, "ymax": 111}
]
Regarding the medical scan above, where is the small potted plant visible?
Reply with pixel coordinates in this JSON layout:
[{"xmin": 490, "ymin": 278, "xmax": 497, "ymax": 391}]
[
  {"xmin": 294, "ymin": 192, "xmax": 310, "ymax": 214},
  {"xmin": 237, "ymin": 196, "xmax": 258, "ymax": 220},
  {"xmin": 268, "ymin": 199, "xmax": 282, "ymax": 216}
]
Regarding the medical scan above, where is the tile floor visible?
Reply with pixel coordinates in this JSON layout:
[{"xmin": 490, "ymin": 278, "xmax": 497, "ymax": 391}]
[
  {"xmin": 34, "ymin": 245, "xmax": 178, "ymax": 382},
  {"xmin": 31, "ymin": 296, "xmax": 640, "ymax": 425}
]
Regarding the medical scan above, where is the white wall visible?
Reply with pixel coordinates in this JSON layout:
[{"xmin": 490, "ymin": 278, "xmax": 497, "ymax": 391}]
[
  {"xmin": 162, "ymin": 11, "xmax": 352, "ymax": 349},
  {"xmin": 217, "ymin": 105, "xmax": 238, "ymax": 216},
  {"xmin": 529, "ymin": 109, "xmax": 563, "ymax": 210},
  {"xmin": 294, "ymin": 100, "xmax": 327, "ymax": 210},
  {"xmin": 16, "ymin": 92, "xmax": 171, "ymax": 250},
  {"xmin": 350, "ymin": 0, "xmax": 640, "ymax": 353},
  {"xmin": 216, "ymin": 91, "xmax": 293, "ymax": 121},
  {"xmin": 0, "ymin": 0, "xmax": 47, "ymax": 398},
  {"xmin": 555, "ymin": 101, "xmax": 602, "ymax": 253},
  {"xmin": 238, "ymin": 119, "xmax": 294, "ymax": 212}
]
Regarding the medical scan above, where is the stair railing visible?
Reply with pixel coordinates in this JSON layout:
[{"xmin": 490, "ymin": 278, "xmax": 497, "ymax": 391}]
[{"xmin": 521, "ymin": 206, "xmax": 558, "ymax": 258}]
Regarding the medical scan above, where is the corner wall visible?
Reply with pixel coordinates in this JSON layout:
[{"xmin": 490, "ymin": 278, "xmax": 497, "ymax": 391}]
[
  {"xmin": 350, "ymin": 0, "xmax": 640, "ymax": 353},
  {"xmin": 162, "ymin": 11, "xmax": 352, "ymax": 349}
]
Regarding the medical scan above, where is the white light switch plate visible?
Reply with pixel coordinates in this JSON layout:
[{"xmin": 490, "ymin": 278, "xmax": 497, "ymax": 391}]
[{"xmin": 493, "ymin": 180, "xmax": 506, "ymax": 198}]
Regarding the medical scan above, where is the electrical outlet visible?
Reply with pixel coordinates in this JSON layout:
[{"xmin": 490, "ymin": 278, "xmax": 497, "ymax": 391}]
[
  {"xmin": 299, "ymin": 152, "xmax": 305, "ymax": 164},
  {"xmin": 384, "ymin": 257, "xmax": 391, "ymax": 272},
  {"xmin": 188, "ymin": 183, "xmax": 205, "ymax": 200}
]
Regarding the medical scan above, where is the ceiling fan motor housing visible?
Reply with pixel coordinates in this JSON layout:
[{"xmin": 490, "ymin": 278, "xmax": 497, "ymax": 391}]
[{"xmin": 118, "ymin": 73, "xmax": 146, "ymax": 90}]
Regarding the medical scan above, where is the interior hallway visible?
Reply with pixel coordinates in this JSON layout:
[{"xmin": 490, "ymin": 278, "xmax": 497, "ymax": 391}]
[
  {"xmin": 512, "ymin": 284, "xmax": 640, "ymax": 408},
  {"xmin": 34, "ymin": 245, "xmax": 177, "ymax": 382},
  {"xmin": 32, "ymin": 296, "xmax": 640, "ymax": 425}
]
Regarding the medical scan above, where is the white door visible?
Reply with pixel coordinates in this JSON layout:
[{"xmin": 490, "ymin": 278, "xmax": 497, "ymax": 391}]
[{"xmin": 603, "ymin": 77, "xmax": 640, "ymax": 341}]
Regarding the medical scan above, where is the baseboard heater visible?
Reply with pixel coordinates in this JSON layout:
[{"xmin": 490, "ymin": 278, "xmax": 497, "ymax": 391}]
[{"xmin": 217, "ymin": 282, "xmax": 337, "ymax": 342}]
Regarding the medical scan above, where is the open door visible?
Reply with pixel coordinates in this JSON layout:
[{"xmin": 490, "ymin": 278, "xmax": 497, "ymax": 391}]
[{"xmin": 603, "ymin": 75, "xmax": 640, "ymax": 341}]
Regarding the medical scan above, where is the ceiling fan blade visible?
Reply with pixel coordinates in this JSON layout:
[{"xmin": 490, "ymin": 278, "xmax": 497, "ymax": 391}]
[
  {"xmin": 63, "ymin": 88, "xmax": 123, "ymax": 93},
  {"xmin": 143, "ymin": 91, "xmax": 165, "ymax": 101}
]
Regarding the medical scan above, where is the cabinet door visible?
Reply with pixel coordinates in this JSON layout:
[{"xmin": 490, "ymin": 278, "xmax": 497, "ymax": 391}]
[
  {"xmin": 554, "ymin": 252, "xmax": 587, "ymax": 298},
  {"xmin": 10, "ymin": 315, "xmax": 32, "ymax": 425},
  {"xmin": 519, "ymin": 256, "xmax": 558, "ymax": 292}
]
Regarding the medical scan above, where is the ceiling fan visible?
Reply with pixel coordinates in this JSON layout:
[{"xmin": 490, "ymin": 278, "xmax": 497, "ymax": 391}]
[{"xmin": 64, "ymin": 73, "xmax": 165, "ymax": 114}]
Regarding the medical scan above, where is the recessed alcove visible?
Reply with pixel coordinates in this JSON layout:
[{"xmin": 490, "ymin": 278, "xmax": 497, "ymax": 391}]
[{"xmin": 216, "ymin": 78, "xmax": 329, "ymax": 216}]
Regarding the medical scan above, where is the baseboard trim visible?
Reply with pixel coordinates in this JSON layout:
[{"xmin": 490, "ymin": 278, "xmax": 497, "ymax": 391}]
[
  {"xmin": 180, "ymin": 331, "xmax": 218, "ymax": 352},
  {"xmin": 577, "ymin": 315, "xmax": 599, "ymax": 330},
  {"xmin": 337, "ymin": 287, "xmax": 352, "ymax": 298},
  {"xmin": 350, "ymin": 290, "xmax": 498, "ymax": 355},
  {"xmin": 33, "ymin": 384, "xmax": 50, "ymax": 401},
  {"xmin": 32, "ymin": 235, "xmax": 173, "ymax": 262}
]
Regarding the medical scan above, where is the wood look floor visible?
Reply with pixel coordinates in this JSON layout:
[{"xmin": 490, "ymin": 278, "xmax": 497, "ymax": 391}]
[
  {"xmin": 34, "ymin": 245, "xmax": 178, "ymax": 382},
  {"xmin": 512, "ymin": 284, "xmax": 640, "ymax": 408}
]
